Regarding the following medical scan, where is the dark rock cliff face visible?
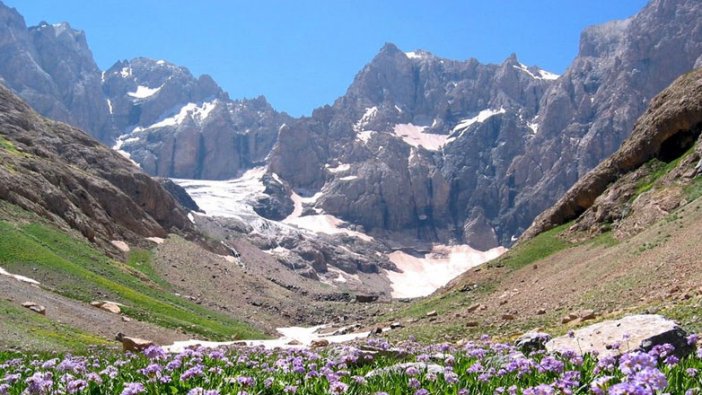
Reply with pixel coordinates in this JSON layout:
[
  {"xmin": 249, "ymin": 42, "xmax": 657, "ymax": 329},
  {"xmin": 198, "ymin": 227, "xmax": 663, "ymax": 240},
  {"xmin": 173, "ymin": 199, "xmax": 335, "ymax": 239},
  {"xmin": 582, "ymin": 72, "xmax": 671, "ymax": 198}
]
[
  {"xmin": 523, "ymin": 68, "xmax": 702, "ymax": 241},
  {"xmin": 0, "ymin": 82, "xmax": 193, "ymax": 251},
  {"xmin": 0, "ymin": 4, "xmax": 113, "ymax": 142},
  {"xmin": 268, "ymin": 0, "xmax": 702, "ymax": 247},
  {"xmin": 104, "ymin": 58, "xmax": 291, "ymax": 180},
  {"xmin": 507, "ymin": 0, "xmax": 702, "ymax": 242}
]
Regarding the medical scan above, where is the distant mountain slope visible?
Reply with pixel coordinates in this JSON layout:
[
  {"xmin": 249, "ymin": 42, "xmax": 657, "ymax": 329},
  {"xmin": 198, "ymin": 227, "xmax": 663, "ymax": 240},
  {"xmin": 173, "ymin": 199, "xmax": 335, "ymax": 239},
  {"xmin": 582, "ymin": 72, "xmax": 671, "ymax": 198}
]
[
  {"xmin": 381, "ymin": 68, "xmax": 702, "ymax": 341},
  {"xmin": 0, "ymin": 82, "xmax": 192, "ymax": 252},
  {"xmin": 0, "ymin": 1, "xmax": 290, "ymax": 180}
]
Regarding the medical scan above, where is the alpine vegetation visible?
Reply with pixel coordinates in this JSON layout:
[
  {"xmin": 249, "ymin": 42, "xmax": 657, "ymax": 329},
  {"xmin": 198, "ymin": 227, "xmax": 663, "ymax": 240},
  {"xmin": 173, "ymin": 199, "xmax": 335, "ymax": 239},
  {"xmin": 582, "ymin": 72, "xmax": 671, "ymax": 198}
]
[{"xmin": 1, "ymin": 334, "xmax": 701, "ymax": 394}]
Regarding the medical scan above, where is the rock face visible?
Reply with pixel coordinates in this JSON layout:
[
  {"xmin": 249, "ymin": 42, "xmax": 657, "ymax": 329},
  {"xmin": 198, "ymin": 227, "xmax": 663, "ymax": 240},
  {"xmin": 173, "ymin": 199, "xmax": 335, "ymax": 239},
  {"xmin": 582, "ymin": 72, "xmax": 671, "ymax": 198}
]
[
  {"xmin": 269, "ymin": 0, "xmax": 702, "ymax": 245},
  {"xmin": 523, "ymin": 67, "xmax": 702, "ymax": 240},
  {"xmin": 0, "ymin": 82, "xmax": 194, "ymax": 251},
  {"xmin": 104, "ymin": 59, "xmax": 291, "ymax": 179}
]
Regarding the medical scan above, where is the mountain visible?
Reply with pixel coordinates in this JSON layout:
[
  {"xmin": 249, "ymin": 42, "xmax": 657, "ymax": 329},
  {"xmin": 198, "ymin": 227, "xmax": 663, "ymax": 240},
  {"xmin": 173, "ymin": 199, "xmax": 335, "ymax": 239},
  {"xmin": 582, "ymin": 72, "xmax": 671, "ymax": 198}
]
[
  {"xmin": 0, "ymin": 1, "xmax": 699, "ymax": 251},
  {"xmin": 269, "ymin": 0, "xmax": 702, "ymax": 247},
  {"xmin": 0, "ymin": 2, "xmax": 290, "ymax": 181},
  {"xmin": 0, "ymin": 82, "xmax": 193, "ymax": 252},
  {"xmin": 104, "ymin": 58, "xmax": 292, "ymax": 179},
  {"xmin": 381, "ymin": 67, "xmax": 702, "ymax": 341}
]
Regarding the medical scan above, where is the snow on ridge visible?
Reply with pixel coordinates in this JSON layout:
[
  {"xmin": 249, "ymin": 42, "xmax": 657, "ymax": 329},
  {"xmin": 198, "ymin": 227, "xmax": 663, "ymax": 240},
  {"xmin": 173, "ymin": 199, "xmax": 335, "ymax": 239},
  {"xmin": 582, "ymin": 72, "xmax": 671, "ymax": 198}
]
[
  {"xmin": 353, "ymin": 106, "xmax": 378, "ymax": 133},
  {"xmin": 148, "ymin": 100, "xmax": 218, "ymax": 129},
  {"xmin": 128, "ymin": 85, "xmax": 162, "ymax": 99},
  {"xmin": 405, "ymin": 51, "xmax": 429, "ymax": 60},
  {"xmin": 451, "ymin": 108, "xmax": 506, "ymax": 133},
  {"xmin": 513, "ymin": 63, "xmax": 559, "ymax": 81},
  {"xmin": 393, "ymin": 123, "xmax": 447, "ymax": 151},
  {"xmin": 325, "ymin": 163, "xmax": 351, "ymax": 173},
  {"xmin": 527, "ymin": 122, "xmax": 539, "ymax": 134},
  {"xmin": 120, "ymin": 67, "xmax": 132, "ymax": 78},
  {"xmin": 356, "ymin": 130, "xmax": 375, "ymax": 144}
]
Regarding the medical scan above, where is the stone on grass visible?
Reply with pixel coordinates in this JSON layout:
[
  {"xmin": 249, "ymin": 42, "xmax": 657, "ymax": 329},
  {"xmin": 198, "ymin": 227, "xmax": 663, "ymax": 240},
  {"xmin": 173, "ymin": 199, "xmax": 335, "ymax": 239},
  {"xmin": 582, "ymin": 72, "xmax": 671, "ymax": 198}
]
[
  {"xmin": 21, "ymin": 301, "xmax": 45, "ymax": 315},
  {"xmin": 115, "ymin": 333, "xmax": 154, "ymax": 352},
  {"xmin": 546, "ymin": 314, "xmax": 692, "ymax": 358}
]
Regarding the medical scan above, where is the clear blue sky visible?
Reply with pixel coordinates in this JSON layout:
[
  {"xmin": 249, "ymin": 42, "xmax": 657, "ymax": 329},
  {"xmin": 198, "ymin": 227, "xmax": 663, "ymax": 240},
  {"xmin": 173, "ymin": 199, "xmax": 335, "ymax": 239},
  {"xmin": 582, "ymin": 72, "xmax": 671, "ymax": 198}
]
[{"xmin": 5, "ymin": 1, "xmax": 648, "ymax": 117}]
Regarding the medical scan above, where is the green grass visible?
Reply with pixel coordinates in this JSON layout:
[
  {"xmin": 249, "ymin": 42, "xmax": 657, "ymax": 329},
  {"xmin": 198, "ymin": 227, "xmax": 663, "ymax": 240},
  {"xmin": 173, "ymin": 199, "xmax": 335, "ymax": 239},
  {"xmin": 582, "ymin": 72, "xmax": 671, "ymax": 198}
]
[
  {"xmin": 0, "ymin": 135, "xmax": 19, "ymax": 155},
  {"xmin": 0, "ymin": 299, "xmax": 111, "ymax": 352},
  {"xmin": 633, "ymin": 147, "xmax": 695, "ymax": 198},
  {"xmin": 488, "ymin": 222, "xmax": 572, "ymax": 270},
  {"xmin": 684, "ymin": 175, "xmax": 702, "ymax": 202},
  {"xmin": 0, "ymin": 219, "xmax": 266, "ymax": 341}
]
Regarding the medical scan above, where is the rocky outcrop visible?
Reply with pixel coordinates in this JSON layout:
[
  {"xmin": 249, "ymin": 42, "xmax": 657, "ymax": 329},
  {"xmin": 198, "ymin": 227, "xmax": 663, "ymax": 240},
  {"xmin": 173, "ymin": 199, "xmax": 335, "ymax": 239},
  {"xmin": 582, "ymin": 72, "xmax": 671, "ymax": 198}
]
[
  {"xmin": 546, "ymin": 315, "xmax": 692, "ymax": 358},
  {"xmin": 523, "ymin": 68, "xmax": 702, "ymax": 240},
  {"xmin": 0, "ymin": 4, "xmax": 112, "ymax": 142},
  {"xmin": 157, "ymin": 178, "xmax": 201, "ymax": 212},
  {"xmin": 0, "ymin": 82, "xmax": 193, "ymax": 251}
]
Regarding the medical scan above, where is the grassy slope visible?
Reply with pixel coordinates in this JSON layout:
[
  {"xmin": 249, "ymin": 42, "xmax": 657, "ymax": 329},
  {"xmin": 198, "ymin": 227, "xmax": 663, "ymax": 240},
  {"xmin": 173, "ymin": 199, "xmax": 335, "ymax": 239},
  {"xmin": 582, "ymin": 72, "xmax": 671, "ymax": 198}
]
[
  {"xmin": 0, "ymin": 299, "xmax": 111, "ymax": 352},
  {"xmin": 0, "ymin": 202, "xmax": 266, "ymax": 344}
]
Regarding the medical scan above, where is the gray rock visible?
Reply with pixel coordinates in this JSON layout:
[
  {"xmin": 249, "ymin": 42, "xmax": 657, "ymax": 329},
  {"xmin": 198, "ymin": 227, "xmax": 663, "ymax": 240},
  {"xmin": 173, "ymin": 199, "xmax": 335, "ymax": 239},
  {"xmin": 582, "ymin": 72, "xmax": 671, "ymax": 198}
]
[
  {"xmin": 546, "ymin": 314, "xmax": 692, "ymax": 358},
  {"xmin": 366, "ymin": 362, "xmax": 444, "ymax": 378},
  {"xmin": 516, "ymin": 331, "xmax": 551, "ymax": 354}
]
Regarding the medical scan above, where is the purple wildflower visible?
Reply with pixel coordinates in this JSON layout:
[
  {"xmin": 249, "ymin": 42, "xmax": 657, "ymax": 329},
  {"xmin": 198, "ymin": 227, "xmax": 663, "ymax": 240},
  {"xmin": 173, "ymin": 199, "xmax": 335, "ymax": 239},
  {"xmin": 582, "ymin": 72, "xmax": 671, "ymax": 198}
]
[{"xmin": 120, "ymin": 382, "xmax": 145, "ymax": 395}]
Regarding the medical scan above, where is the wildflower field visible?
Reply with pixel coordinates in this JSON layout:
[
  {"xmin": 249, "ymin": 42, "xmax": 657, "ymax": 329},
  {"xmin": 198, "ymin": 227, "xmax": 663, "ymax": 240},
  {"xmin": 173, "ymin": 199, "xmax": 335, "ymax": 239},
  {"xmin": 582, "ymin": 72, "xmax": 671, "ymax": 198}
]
[{"xmin": 2, "ymin": 334, "xmax": 702, "ymax": 395}]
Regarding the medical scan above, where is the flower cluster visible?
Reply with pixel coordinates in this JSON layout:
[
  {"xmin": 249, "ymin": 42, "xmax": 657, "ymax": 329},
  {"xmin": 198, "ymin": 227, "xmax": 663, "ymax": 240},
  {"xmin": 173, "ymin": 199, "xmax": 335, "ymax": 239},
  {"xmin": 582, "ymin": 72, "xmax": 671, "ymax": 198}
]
[{"xmin": 0, "ymin": 335, "xmax": 700, "ymax": 394}]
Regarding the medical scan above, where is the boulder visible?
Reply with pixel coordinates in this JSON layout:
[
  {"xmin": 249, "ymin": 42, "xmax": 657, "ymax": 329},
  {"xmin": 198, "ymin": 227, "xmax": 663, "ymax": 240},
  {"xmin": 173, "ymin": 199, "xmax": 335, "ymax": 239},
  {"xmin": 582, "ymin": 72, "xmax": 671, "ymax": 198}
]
[
  {"xmin": 91, "ymin": 300, "xmax": 122, "ymax": 314},
  {"xmin": 355, "ymin": 294, "xmax": 379, "ymax": 303},
  {"xmin": 115, "ymin": 333, "xmax": 154, "ymax": 352},
  {"xmin": 516, "ymin": 331, "xmax": 551, "ymax": 354},
  {"xmin": 21, "ymin": 301, "xmax": 46, "ymax": 315},
  {"xmin": 546, "ymin": 314, "xmax": 693, "ymax": 358}
]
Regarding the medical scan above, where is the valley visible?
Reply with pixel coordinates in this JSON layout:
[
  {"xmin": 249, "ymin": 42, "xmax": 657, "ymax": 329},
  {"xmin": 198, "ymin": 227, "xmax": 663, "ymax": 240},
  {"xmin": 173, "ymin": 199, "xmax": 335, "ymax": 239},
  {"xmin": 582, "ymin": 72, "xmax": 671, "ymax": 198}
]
[{"xmin": 0, "ymin": 0, "xmax": 701, "ymax": 393}]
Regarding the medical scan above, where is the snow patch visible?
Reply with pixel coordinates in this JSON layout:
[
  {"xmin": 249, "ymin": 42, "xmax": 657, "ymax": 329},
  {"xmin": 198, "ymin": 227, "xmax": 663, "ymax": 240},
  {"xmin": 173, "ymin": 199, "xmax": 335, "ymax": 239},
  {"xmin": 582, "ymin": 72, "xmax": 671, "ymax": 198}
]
[
  {"xmin": 111, "ymin": 240, "xmax": 130, "ymax": 252},
  {"xmin": 0, "ymin": 266, "xmax": 40, "ymax": 285},
  {"xmin": 106, "ymin": 99, "xmax": 113, "ymax": 114},
  {"xmin": 339, "ymin": 175, "xmax": 358, "ymax": 181},
  {"xmin": 393, "ymin": 123, "xmax": 447, "ymax": 151},
  {"xmin": 145, "ymin": 237, "xmax": 165, "ymax": 244},
  {"xmin": 174, "ymin": 168, "xmax": 266, "ymax": 220},
  {"xmin": 353, "ymin": 106, "xmax": 378, "ymax": 132},
  {"xmin": 148, "ymin": 101, "xmax": 218, "ymax": 129},
  {"xmin": 356, "ymin": 130, "xmax": 375, "ymax": 144},
  {"xmin": 326, "ymin": 163, "xmax": 351, "ymax": 173},
  {"xmin": 127, "ymin": 85, "xmax": 162, "ymax": 99},
  {"xmin": 452, "ymin": 108, "xmax": 506, "ymax": 133},
  {"xmin": 165, "ymin": 325, "xmax": 370, "ymax": 352},
  {"xmin": 386, "ymin": 244, "xmax": 507, "ymax": 298},
  {"xmin": 120, "ymin": 67, "xmax": 132, "ymax": 78},
  {"xmin": 156, "ymin": 60, "xmax": 166, "ymax": 65},
  {"xmin": 405, "ymin": 51, "xmax": 428, "ymax": 60},
  {"xmin": 513, "ymin": 63, "xmax": 559, "ymax": 81}
]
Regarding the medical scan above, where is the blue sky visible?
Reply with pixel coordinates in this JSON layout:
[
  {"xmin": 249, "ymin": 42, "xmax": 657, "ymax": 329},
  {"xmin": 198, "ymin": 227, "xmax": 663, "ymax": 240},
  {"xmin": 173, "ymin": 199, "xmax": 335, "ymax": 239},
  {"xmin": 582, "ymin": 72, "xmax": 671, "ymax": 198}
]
[{"xmin": 5, "ymin": 1, "xmax": 648, "ymax": 117}]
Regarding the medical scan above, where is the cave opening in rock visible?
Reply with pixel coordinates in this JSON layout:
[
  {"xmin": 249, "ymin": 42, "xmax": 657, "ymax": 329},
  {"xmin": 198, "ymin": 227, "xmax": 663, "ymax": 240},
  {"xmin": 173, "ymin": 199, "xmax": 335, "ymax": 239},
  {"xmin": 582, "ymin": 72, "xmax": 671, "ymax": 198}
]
[{"xmin": 656, "ymin": 123, "xmax": 702, "ymax": 163}]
